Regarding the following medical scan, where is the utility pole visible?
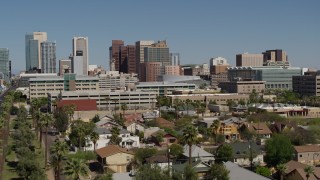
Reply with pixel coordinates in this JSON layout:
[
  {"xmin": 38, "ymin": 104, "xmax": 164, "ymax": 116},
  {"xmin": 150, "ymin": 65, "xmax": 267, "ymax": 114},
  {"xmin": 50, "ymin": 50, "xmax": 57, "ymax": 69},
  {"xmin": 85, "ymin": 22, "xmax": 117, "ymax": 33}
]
[{"xmin": 249, "ymin": 140, "xmax": 253, "ymax": 171}]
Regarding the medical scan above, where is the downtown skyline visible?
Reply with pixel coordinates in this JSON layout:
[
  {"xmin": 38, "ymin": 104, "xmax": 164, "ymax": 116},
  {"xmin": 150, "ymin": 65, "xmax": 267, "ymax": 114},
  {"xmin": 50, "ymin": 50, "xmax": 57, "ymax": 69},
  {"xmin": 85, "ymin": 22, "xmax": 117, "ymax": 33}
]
[{"xmin": 0, "ymin": 0, "xmax": 319, "ymax": 74}]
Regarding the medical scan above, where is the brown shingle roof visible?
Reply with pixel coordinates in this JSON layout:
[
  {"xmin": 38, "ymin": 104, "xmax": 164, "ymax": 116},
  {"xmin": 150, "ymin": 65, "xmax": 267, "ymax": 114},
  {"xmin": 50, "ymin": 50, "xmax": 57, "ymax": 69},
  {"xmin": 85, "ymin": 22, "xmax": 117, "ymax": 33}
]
[
  {"xmin": 247, "ymin": 122, "xmax": 272, "ymax": 135},
  {"xmin": 156, "ymin": 117, "xmax": 174, "ymax": 129},
  {"xmin": 294, "ymin": 145, "xmax": 320, "ymax": 153},
  {"xmin": 284, "ymin": 160, "xmax": 307, "ymax": 174},
  {"xmin": 95, "ymin": 145, "xmax": 134, "ymax": 158}
]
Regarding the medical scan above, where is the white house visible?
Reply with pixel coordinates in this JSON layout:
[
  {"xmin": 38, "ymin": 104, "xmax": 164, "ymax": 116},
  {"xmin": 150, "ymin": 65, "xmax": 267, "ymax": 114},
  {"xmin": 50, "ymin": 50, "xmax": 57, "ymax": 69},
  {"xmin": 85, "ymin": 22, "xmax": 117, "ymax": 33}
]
[
  {"xmin": 124, "ymin": 121, "xmax": 145, "ymax": 134},
  {"xmin": 85, "ymin": 128, "xmax": 140, "ymax": 151},
  {"xmin": 230, "ymin": 142, "xmax": 265, "ymax": 167}
]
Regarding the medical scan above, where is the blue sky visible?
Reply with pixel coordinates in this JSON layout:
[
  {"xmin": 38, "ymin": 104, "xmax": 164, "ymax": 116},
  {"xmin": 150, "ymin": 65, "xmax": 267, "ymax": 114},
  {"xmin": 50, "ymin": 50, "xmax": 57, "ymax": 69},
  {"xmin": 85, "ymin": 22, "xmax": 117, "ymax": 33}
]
[{"xmin": 0, "ymin": 0, "xmax": 319, "ymax": 74}]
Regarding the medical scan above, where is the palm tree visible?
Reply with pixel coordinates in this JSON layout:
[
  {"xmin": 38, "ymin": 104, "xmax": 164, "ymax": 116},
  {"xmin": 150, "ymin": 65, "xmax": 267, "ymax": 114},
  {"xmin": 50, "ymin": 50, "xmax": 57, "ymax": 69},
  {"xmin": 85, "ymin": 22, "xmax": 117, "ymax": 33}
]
[
  {"xmin": 210, "ymin": 120, "xmax": 220, "ymax": 144},
  {"xmin": 185, "ymin": 99, "xmax": 192, "ymax": 116},
  {"xmin": 121, "ymin": 103, "xmax": 128, "ymax": 119},
  {"xmin": 40, "ymin": 113, "xmax": 54, "ymax": 166},
  {"xmin": 112, "ymin": 99, "xmax": 119, "ymax": 115},
  {"xmin": 90, "ymin": 132, "xmax": 99, "ymax": 151},
  {"xmin": 304, "ymin": 165, "xmax": 314, "ymax": 180},
  {"xmin": 50, "ymin": 141, "xmax": 69, "ymax": 180},
  {"xmin": 276, "ymin": 163, "xmax": 287, "ymax": 180},
  {"xmin": 64, "ymin": 158, "xmax": 89, "ymax": 180},
  {"xmin": 183, "ymin": 126, "xmax": 198, "ymax": 165},
  {"xmin": 105, "ymin": 97, "xmax": 110, "ymax": 111}
]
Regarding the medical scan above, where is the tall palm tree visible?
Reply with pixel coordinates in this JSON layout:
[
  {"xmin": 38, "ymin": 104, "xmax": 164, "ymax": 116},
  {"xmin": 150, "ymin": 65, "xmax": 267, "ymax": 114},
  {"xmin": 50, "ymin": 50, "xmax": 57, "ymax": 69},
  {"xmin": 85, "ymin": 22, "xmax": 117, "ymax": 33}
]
[
  {"xmin": 90, "ymin": 131, "xmax": 99, "ymax": 151},
  {"xmin": 211, "ymin": 120, "xmax": 220, "ymax": 144},
  {"xmin": 112, "ymin": 99, "xmax": 119, "ymax": 115},
  {"xmin": 183, "ymin": 125, "xmax": 198, "ymax": 165},
  {"xmin": 50, "ymin": 141, "xmax": 69, "ymax": 180},
  {"xmin": 64, "ymin": 158, "xmax": 89, "ymax": 180},
  {"xmin": 276, "ymin": 163, "xmax": 287, "ymax": 180},
  {"xmin": 185, "ymin": 99, "xmax": 192, "ymax": 116},
  {"xmin": 304, "ymin": 165, "xmax": 314, "ymax": 180},
  {"xmin": 121, "ymin": 103, "xmax": 128, "ymax": 119},
  {"xmin": 40, "ymin": 113, "xmax": 54, "ymax": 166}
]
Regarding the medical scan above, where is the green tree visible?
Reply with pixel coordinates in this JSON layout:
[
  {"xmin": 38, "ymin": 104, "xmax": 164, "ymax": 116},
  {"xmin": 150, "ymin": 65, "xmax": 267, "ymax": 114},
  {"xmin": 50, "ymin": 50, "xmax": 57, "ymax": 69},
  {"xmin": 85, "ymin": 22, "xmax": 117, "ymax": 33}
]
[
  {"xmin": 121, "ymin": 103, "xmax": 128, "ymax": 118},
  {"xmin": 208, "ymin": 163, "xmax": 230, "ymax": 180},
  {"xmin": 64, "ymin": 104, "xmax": 76, "ymax": 122},
  {"xmin": 64, "ymin": 158, "xmax": 90, "ymax": 180},
  {"xmin": 134, "ymin": 148, "xmax": 157, "ymax": 166},
  {"xmin": 40, "ymin": 112, "xmax": 54, "ymax": 166},
  {"xmin": 91, "ymin": 114, "xmax": 100, "ymax": 123},
  {"xmin": 304, "ymin": 165, "xmax": 314, "ymax": 180},
  {"xmin": 183, "ymin": 165, "xmax": 198, "ymax": 180},
  {"xmin": 276, "ymin": 163, "xmax": 287, "ymax": 180},
  {"xmin": 109, "ymin": 127, "xmax": 122, "ymax": 145},
  {"xmin": 265, "ymin": 134, "xmax": 294, "ymax": 167},
  {"xmin": 90, "ymin": 131, "xmax": 100, "ymax": 151},
  {"xmin": 69, "ymin": 120, "xmax": 95, "ymax": 150},
  {"xmin": 215, "ymin": 144, "xmax": 233, "ymax": 164},
  {"xmin": 256, "ymin": 166, "xmax": 271, "ymax": 177},
  {"xmin": 135, "ymin": 164, "xmax": 170, "ymax": 180},
  {"xmin": 94, "ymin": 174, "xmax": 113, "ymax": 180},
  {"xmin": 50, "ymin": 141, "xmax": 69, "ymax": 180},
  {"xmin": 210, "ymin": 120, "xmax": 220, "ymax": 144},
  {"xmin": 183, "ymin": 126, "xmax": 198, "ymax": 165},
  {"xmin": 169, "ymin": 144, "xmax": 184, "ymax": 162},
  {"xmin": 53, "ymin": 107, "xmax": 69, "ymax": 133}
]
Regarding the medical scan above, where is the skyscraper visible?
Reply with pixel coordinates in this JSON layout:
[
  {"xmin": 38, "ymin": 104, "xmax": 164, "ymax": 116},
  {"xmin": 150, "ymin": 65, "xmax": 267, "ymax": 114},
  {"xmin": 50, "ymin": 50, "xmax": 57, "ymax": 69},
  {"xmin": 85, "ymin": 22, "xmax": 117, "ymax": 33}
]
[
  {"xmin": 59, "ymin": 59, "xmax": 72, "ymax": 76},
  {"xmin": 72, "ymin": 37, "xmax": 89, "ymax": 76},
  {"xmin": 0, "ymin": 48, "xmax": 11, "ymax": 82},
  {"xmin": 25, "ymin": 32, "xmax": 47, "ymax": 71},
  {"xmin": 41, "ymin": 42, "xmax": 56, "ymax": 73},
  {"xmin": 135, "ymin": 40, "xmax": 154, "ymax": 75},
  {"xmin": 170, "ymin": 53, "xmax": 180, "ymax": 66},
  {"xmin": 109, "ymin": 40, "xmax": 136, "ymax": 74}
]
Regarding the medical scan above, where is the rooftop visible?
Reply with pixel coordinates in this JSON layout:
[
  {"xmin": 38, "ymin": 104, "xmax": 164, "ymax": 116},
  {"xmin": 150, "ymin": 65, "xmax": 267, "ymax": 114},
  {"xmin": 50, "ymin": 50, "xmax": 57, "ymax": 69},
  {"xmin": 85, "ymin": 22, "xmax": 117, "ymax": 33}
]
[{"xmin": 95, "ymin": 145, "xmax": 133, "ymax": 158}]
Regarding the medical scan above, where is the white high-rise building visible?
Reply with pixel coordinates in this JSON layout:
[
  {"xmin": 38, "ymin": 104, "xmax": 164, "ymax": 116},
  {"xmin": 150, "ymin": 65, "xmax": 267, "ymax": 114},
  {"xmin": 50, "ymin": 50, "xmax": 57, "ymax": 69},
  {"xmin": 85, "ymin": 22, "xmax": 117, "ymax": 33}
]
[
  {"xmin": 41, "ymin": 42, "xmax": 56, "ymax": 73},
  {"xmin": 72, "ymin": 37, "xmax": 88, "ymax": 76}
]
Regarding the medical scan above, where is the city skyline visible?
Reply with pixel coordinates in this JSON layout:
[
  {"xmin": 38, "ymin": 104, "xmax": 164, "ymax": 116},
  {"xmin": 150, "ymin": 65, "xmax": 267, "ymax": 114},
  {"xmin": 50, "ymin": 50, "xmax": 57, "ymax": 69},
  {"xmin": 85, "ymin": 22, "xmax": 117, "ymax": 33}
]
[{"xmin": 0, "ymin": 0, "xmax": 319, "ymax": 74}]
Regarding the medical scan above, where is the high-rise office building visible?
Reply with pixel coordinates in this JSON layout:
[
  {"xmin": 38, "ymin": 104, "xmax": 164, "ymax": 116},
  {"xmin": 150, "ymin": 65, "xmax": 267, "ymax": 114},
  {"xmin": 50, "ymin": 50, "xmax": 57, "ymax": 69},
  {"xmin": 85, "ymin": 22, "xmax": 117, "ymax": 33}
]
[
  {"xmin": 0, "ymin": 48, "xmax": 11, "ymax": 82},
  {"xmin": 41, "ymin": 42, "xmax": 56, "ymax": 73},
  {"xmin": 170, "ymin": 53, "xmax": 180, "ymax": 66},
  {"xmin": 263, "ymin": 49, "xmax": 287, "ymax": 62},
  {"xmin": 109, "ymin": 40, "xmax": 136, "ymax": 74},
  {"xmin": 25, "ymin": 32, "xmax": 47, "ymax": 71},
  {"xmin": 72, "ymin": 37, "xmax": 89, "ymax": 76},
  {"xmin": 209, "ymin": 57, "xmax": 230, "ymax": 75},
  {"xmin": 236, "ymin": 53, "xmax": 263, "ymax": 67},
  {"xmin": 135, "ymin": 40, "xmax": 154, "ymax": 75}
]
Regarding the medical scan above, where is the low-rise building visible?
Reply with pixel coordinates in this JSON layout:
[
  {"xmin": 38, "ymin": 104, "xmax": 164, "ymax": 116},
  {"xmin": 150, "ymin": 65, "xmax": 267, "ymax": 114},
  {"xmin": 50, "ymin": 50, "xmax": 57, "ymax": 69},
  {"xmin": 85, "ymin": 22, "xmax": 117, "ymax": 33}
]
[
  {"xmin": 219, "ymin": 80, "xmax": 265, "ymax": 94},
  {"xmin": 135, "ymin": 81, "xmax": 196, "ymax": 96},
  {"xmin": 294, "ymin": 145, "xmax": 320, "ymax": 165},
  {"xmin": 229, "ymin": 142, "xmax": 264, "ymax": 167},
  {"xmin": 96, "ymin": 145, "xmax": 134, "ymax": 173}
]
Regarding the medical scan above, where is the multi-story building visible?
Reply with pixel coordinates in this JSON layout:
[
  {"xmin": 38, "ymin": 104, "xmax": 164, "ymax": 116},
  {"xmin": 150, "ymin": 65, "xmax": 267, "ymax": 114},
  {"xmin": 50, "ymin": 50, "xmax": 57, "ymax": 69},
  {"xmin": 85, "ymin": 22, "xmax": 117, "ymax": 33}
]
[
  {"xmin": 292, "ymin": 72, "xmax": 320, "ymax": 96},
  {"xmin": 72, "ymin": 37, "xmax": 89, "ymax": 76},
  {"xmin": 109, "ymin": 40, "xmax": 136, "ymax": 74},
  {"xmin": 25, "ymin": 32, "xmax": 47, "ymax": 71},
  {"xmin": 98, "ymin": 71, "xmax": 138, "ymax": 90},
  {"xmin": 0, "ymin": 48, "xmax": 11, "ymax": 82},
  {"xmin": 136, "ymin": 82, "xmax": 196, "ymax": 96},
  {"xmin": 182, "ymin": 63, "xmax": 210, "ymax": 76},
  {"xmin": 167, "ymin": 93, "xmax": 249, "ymax": 106},
  {"xmin": 209, "ymin": 57, "xmax": 230, "ymax": 75},
  {"xmin": 135, "ymin": 40, "xmax": 154, "ymax": 75},
  {"xmin": 139, "ymin": 62, "xmax": 162, "ymax": 82},
  {"xmin": 109, "ymin": 40, "xmax": 124, "ymax": 72},
  {"xmin": 219, "ymin": 80, "xmax": 265, "ymax": 94},
  {"xmin": 236, "ymin": 53, "xmax": 263, "ymax": 67},
  {"xmin": 29, "ymin": 74, "xmax": 99, "ymax": 100},
  {"xmin": 228, "ymin": 66, "xmax": 303, "ymax": 90},
  {"xmin": 48, "ymin": 89, "xmax": 157, "ymax": 111},
  {"xmin": 41, "ymin": 42, "xmax": 56, "ymax": 73},
  {"xmin": 59, "ymin": 59, "xmax": 72, "ymax": 76},
  {"xmin": 170, "ymin": 53, "xmax": 180, "ymax": 66},
  {"xmin": 262, "ymin": 49, "xmax": 289, "ymax": 66},
  {"xmin": 165, "ymin": 66, "xmax": 180, "ymax": 76},
  {"xmin": 211, "ymin": 74, "xmax": 229, "ymax": 88}
]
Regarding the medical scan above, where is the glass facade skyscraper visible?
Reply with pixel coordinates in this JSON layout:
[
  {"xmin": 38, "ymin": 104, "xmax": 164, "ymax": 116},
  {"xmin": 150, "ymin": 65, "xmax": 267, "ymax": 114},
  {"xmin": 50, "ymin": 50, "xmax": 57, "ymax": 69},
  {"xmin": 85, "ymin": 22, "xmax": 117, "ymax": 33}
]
[{"xmin": 25, "ymin": 32, "xmax": 47, "ymax": 71}]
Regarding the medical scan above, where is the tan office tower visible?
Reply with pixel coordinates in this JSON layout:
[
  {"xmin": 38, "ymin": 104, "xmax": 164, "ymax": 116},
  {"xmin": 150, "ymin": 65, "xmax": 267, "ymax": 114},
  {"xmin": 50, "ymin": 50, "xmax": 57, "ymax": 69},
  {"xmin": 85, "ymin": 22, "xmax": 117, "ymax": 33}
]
[
  {"xmin": 236, "ymin": 53, "xmax": 263, "ymax": 67},
  {"xmin": 72, "ymin": 37, "xmax": 89, "ymax": 76},
  {"xmin": 25, "ymin": 32, "xmax": 47, "ymax": 71},
  {"xmin": 209, "ymin": 57, "xmax": 230, "ymax": 75},
  {"xmin": 135, "ymin": 40, "xmax": 154, "ymax": 75},
  {"xmin": 262, "ymin": 49, "xmax": 287, "ymax": 62}
]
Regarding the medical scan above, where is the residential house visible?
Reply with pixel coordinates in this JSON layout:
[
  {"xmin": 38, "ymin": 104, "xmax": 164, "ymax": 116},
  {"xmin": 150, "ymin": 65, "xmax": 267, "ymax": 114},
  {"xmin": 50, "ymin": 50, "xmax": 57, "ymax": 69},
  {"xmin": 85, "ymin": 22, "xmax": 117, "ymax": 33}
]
[
  {"xmin": 95, "ymin": 119, "xmax": 122, "ymax": 130},
  {"xmin": 283, "ymin": 160, "xmax": 320, "ymax": 180},
  {"xmin": 155, "ymin": 117, "xmax": 175, "ymax": 129},
  {"xmin": 85, "ymin": 128, "xmax": 140, "ymax": 151},
  {"xmin": 96, "ymin": 145, "xmax": 134, "ymax": 173},
  {"xmin": 224, "ymin": 161, "xmax": 270, "ymax": 180},
  {"xmin": 172, "ymin": 160, "xmax": 211, "ymax": 180},
  {"xmin": 124, "ymin": 121, "xmax": 145, "ymax": 134},
  {"xmin": 294, "ymin": 145, "xmax": 320, "ymax": 165},
  {"xmin": 198, "ymin": 117, "xmax": 219, "ymax": 128},
  {"xmin": 269, "ymin": 121, "xmax": 297, "ymax": 133},
  {"xmin": 244, "ymin": 122, "xmax": 272, "ymax": 145},
  {"xmin": 181, "ymin": 145, "xmax": 215, "ymax": 164},
  {"xmin": 218, "ymin": 119, "xmax": 240, "ymax": 141},
  {"xmin": 150, "ymin": 130, "xmax": 178, "ymax": 147},
  {"xmin": 146, "ymin": 155, "xmax": 172, "ymax": 170},
  {"xmin": 229, "ymin": 142, "xmax": 265, "ymax": 167}
]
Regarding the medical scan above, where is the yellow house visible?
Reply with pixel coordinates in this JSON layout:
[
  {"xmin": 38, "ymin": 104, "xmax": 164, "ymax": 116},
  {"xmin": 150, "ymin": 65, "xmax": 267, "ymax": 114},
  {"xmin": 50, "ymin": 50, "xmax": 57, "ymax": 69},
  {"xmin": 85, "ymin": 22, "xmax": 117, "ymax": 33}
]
[
  {"xmin": 96, "ymin": 145, "xmax": 134, "ymax": 173},
  {"xmin": 218, "ymin": 122, "xmax": 240, "ymax": 141}
]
